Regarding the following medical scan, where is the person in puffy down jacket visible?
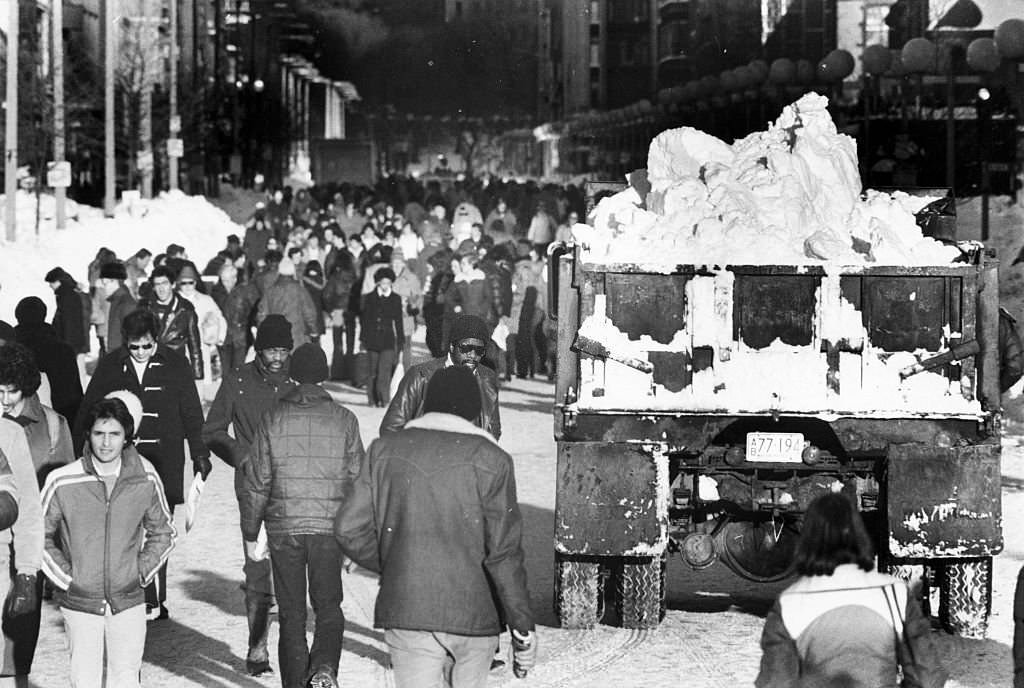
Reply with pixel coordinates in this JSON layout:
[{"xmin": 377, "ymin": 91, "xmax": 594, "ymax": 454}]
[{"xmin": 238, "ymin": 344, "xmax": 364, "ymax": 688}]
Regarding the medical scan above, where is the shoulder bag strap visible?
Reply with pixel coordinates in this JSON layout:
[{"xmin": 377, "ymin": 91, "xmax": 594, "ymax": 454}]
[{"xmin": 882, "ymin": 584, "xmax": 908, "ymax": 685}]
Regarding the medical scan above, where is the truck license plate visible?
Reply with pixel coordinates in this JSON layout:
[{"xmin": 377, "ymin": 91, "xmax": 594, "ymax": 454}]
[{"xmin": 746, "ymin": 432, "xmax": 804, "ymax": 463}]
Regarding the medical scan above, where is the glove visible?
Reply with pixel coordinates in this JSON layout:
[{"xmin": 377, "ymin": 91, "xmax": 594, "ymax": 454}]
[
  {"xmin": 510, "ymin": 629, "xmax": 536, "ymax": 678},
  {"xmin": 193, "ymin": 455, "xmax": 213, "ymax": 480},
  {"xmin": 6, "ymin": 572, "xmax": 38, "ymax": 617},
  {"xmin": 244, "ymin": 540, "xmax": 268, "ymax": 562}
]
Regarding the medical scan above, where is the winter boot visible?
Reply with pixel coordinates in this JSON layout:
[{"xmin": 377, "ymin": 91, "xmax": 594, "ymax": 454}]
[
  {"xmin": 245, "ymin": 594, "xmax": 274, "ymax": 676},
  {"xmin": 307, "ymin": 666, "xmax": 338, "ymax": 688}
]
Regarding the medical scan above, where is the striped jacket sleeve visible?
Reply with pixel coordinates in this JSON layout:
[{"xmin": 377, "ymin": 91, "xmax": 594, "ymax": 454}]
[
  {"xmin": 40, "ymin": 468, "xmax": 73, "ymax": 591},
  {"xmin": 137, "ymin": 461, "xmax": 176, "ymax": 586}
]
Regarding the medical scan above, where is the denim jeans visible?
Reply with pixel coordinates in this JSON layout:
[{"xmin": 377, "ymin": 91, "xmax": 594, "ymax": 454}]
[
  {"xmin": 60, "ymin": 604, "xmax": 146, "ymax": 688},
  {"xmin": 385, "ymin": 629, "xmax": 497, "ymax": 688},
  {"xmin": 269, "ymin": 533, "xmax": 345, "ymax": 688}
]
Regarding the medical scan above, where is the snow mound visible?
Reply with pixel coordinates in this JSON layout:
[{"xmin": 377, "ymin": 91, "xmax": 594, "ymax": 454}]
[
  {"xmin": 0, "ymin": 190, "xmax": 241, "ymax": 323},
  {"xmin": 577, "ymin": 93, "xmax": 961, "ymax": 267}
]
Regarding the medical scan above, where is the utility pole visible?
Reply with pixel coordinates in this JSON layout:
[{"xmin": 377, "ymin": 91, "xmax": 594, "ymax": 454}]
[
  {"xmin": 168, "ymin": 0, "xmax": 179, "ymax": 190},
  {"xmin": 53, "ymin": 0, "xmax": 67, "ymax": 228},
  {"xmin": 104, "ymin": 0, "xmax": 115, "ymax": 216},
  {"xmin": 5, "ymin": 0, "xmax": 19, "ymax": 241}
]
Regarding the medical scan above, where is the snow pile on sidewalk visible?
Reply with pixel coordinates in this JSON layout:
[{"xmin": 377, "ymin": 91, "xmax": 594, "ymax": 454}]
[
  {"xmin": 576, "ymin": 93, "xmax": 960, "ymax": 268},
  {"xmin": 0, "ymin": 190, "xmax": 241, "ymax": 322}
]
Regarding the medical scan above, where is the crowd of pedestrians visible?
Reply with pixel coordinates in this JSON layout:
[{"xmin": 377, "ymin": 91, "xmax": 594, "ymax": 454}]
[
  {"xmin": 0, "ymin": 176, "xmax": 556, "ymax": 687},
  {"xmin": 0, "ymin": 173, "xmax": 983, "ymax": 688}
]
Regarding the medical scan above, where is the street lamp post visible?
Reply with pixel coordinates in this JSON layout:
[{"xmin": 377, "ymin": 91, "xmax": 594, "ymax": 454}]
[
  {"xmin": 976, "ymin": 87, "xmax": 991, "ymax": 241},
  {"xmin": 5, "ymin": 0, "xmax": 19, "ymax": 240}
]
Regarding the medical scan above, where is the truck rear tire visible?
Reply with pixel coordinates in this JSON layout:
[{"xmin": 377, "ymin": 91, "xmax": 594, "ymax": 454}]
[
  {"xmin": 616, "ymin": 556, "xmax": 666, "ymax": 629},
  {"xmin": 556, "ymin": 554, "xmax": 601, "ymax": 629},
  {"xmin": 940, "ymin": 557, "xmax": 992, "ymax": 639}
]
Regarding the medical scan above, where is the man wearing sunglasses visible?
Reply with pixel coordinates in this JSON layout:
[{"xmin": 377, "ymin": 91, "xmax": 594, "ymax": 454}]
[
  {"xmin": 381, "ymin": 313, "xmax": 500, "ymax": 439},
  {"xmin": 74, "ymin": 308, "xmax": 210, "ymax": 622}
]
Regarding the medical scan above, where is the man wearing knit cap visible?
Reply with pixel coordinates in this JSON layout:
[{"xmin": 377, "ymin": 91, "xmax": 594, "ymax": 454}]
[
  {"xmin": 203, "ymin": 313, "xmax": 297, "ymax": 676},
  {"xmin": 381, "ymin": 312, "xmax": 501, "ymax": 439},
  {"xmin": 98, "ymin": 261, "xmax": 137, "ymax": 354},
  {"xmin": 336, "ymin": 366, "xmax": 535, "ymax": 686},
  {"xmin": 238, "ymin": 343, "xmax": 364, "ymax": 688}
]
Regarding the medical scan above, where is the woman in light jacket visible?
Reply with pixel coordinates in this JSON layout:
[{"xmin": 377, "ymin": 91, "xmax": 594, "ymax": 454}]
[{"xmin": 756, "ymin": 493, "xmax": 947, "ymax": 688}]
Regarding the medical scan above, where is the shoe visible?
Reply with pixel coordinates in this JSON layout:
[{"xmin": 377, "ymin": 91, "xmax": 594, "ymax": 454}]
[
  {"xmin": 308, "ymin": 668, "xmax": 338, "ymax": 688},
  {"xmin": 490, "ymin": 657, "xmax": 506, "ymax": 671},
  {"xmin": 145, "ymin": 604, "xmax": 169, "ymax": 622},
  {"xmin": 245, "ymin": 658, "xmax": 272, "ymax": 676}
]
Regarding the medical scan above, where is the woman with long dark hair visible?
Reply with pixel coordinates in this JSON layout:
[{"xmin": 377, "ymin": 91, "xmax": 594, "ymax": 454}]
[{"xmin": 756, "ymin": 493, "xmax": 947, "ymax": 688}]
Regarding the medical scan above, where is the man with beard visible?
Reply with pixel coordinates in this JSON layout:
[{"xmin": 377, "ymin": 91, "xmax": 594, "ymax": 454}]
[
  {"xmin": 381, "ymin": 313, "xmax": 500, "ymax": 439},
  {"xmin": 202, "ymin": 314, "xmax": 297, "ymax": 676}
]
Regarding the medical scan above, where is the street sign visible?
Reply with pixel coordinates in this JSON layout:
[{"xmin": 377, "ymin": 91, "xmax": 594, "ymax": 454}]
[
  {"xmin": 167, "ymin": 138, "xmax": 184, "ymax": 158},
  {"xmin": 136, "ymin": 150, "xmax": 154, "ymax": 171},
  {"xmin": 46, "ymin": 161, "xmax": 72, "ymax": 188},
  {"xmin": 170, "ymin": 115, "xmax": 181, "ymax": 133}
]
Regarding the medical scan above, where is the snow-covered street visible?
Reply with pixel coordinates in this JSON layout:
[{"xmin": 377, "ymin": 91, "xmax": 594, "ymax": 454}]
[{"xmin": 2, "ymin": 188, "xmax": 1024, "ymax": 686}]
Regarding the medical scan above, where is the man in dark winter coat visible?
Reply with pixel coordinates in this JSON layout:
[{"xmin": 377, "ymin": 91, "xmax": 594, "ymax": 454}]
[
  {"xmin": 45, "ymin": 267, "xmax": 89, "ymax": 356},
  {"xmin": 381, "ymin": 313, "xmax": 500, "ymax": 439},
  {"xmin": 13, "ymin": 297, "xmax": 83, "ymax": 425},
  {"xmin": 238, "ymin": 344, "xmax": 364, "ymax": 688},
  {"xmin": 137, "ymin": 265, "xmax": 204, "ymax": 380},
  {"xmin": 98, "ymin": 262, "xmax": 137, "ymax": 354},
  {"xmin": 202, "ymin": 314, "xmax": 297, "ymax": 676},
  {"xmin": 335, "ymin": 366, "xmax": 535, "ymax": 686},
  {"xmin": 359, "ymin": 267, "xmax": 404, "ymax": 407},
  {"xmin": 75, "ymin": 309, "xmax": 211, "ymax": 620}
]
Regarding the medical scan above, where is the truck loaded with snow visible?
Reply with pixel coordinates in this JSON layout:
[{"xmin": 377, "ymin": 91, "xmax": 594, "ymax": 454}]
[{"xmin": 550, "ymin": 94, "xmax": 1002, "ymax": 638}]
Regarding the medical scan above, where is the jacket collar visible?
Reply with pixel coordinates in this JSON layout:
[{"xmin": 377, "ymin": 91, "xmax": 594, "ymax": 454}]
[
  {"xmin": 81, "ymin": 444, "xmax": 147, "ymax": 478},
  {"xmin": 15, "ymin": 394, "xmax": 45, "ymax": 424},
  {"xmin": 405, "ymin": 413, "xmax": 497, "ymax": 445},
  {"xmin": 281, "ymin": 382, "xmax": 332, "ymax": 405},
  {"xmin": 784, "ymin": 564, "xmax": 894, "ymax": 595}
]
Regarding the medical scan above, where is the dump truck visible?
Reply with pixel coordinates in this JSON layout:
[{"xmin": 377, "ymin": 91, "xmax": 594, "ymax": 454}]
[{"xmin": 548, "ymin": 183, "xmax": 1002, "ymax": 639}]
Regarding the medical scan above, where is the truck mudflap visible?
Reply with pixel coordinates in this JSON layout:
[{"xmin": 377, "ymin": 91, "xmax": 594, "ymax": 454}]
[
  {"xmin": 554, "ymin": 441, "xmax": 669, "ymax": 557},
  {"xmin": 887, "ymin": 443, "xmax": 1002, "ymax": 558}
]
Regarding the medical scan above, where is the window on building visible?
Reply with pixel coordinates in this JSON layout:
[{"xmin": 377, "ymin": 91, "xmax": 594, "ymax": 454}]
[
  {"xmin": 455, "ymin": 1, "xmax": 463, "ymax": 18},
  {"xmin": 590, "ymin": 42, "xmax": 601, "ymax": 67},
  {"xmin": 864, "ymin": 3, "xmax": 889, "ymax": 47},
  {"xmin": 590, "ymin": 0, "xmax": 601, "ymax": 23}
]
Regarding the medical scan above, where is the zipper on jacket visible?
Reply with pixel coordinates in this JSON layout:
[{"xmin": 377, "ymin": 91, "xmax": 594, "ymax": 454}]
[
  {"xmin": 102, "ymin": 469, "xmax": 130, "ymax": 614},
  {"xmin": 103, "ymin": 475, "xmax": 113, "ymax": 613}
]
